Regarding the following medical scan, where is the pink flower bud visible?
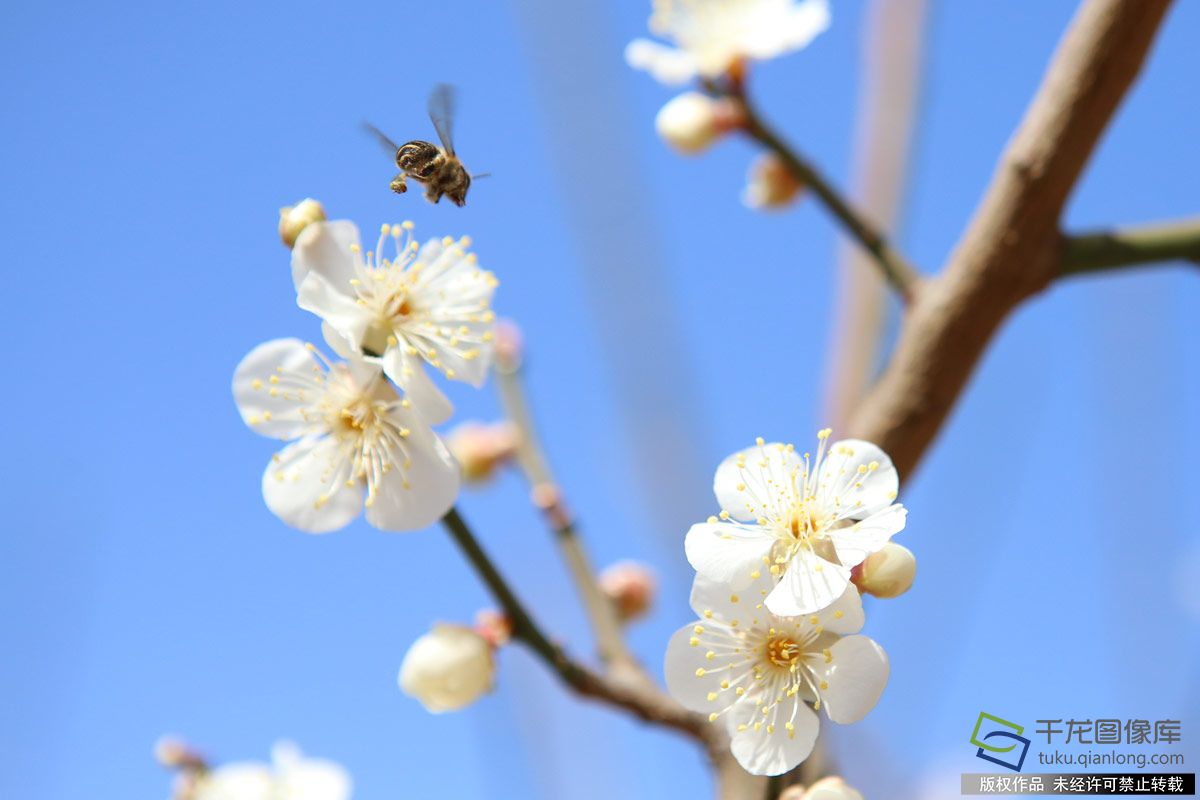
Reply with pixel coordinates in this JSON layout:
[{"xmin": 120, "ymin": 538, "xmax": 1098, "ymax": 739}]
[
  {"xmin": 598, "ymin": 561, "xmax": 657, "ymax": 622},
  {"xmin": 742, "ymin": 153, "xmax": 805, "ymax": 209},
  {"xmin": 446, "ymin": 421, "xmax": 520, "ymax": 483},
  {"xmin": 474, "ymin": 609, "xmax": 513, "ymax": 647}
]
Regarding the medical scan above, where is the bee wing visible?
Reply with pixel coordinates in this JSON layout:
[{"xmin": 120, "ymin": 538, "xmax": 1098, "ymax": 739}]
[
  {"xmin": 427, "ymin": 83, "xmax": 457, "ymax": 155},
  {"xmin": 362, "ymin": 121, "xmax": 400, "ymax": 157}
]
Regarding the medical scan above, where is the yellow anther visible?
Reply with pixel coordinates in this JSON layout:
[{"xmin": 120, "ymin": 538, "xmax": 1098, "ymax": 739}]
[{"xmin": 695, "ymin": 668, "xmax": 706, "ymax": 677}]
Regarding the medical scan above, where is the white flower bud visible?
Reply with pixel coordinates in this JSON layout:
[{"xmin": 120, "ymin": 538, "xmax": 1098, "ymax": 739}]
[
  {"xmin": 278, "ymin": 198, "xmax": 326, "ymax": 249},
  {"xmin": 399, "ymin": 624, "xmax": 495, "ymax": 713},
  {"xmin": 598, "ymin": 561, "xmax": 657, "ymax": 622},
  {"xmin": 655, "ymin": 92, "xmax": 741, "ymax": 155},
  {"xmin": 742, "ymin": 152, "xmax": 805, "ymax": 209},
  {"xmin": 446, "ymin": 421, "xmax": 521, "ymax": 484},
  {"xmin": 793, "ymin": 776, "xmax": 865, "ymax": 800},
  {"xmin": 852, "ymin": 542, "xmax": 916, "ymax": 599}
]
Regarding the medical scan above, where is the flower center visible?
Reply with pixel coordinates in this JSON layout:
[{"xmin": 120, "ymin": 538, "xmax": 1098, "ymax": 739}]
[{"xmin": 765, "ymin": 636, "xmax": 803, "ymax": 668}]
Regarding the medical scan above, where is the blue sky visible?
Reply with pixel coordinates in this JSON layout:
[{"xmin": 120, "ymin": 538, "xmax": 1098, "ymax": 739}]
[{"xmin": 2, "ymin": 1, "xmax": 1198, "ymax": 797}]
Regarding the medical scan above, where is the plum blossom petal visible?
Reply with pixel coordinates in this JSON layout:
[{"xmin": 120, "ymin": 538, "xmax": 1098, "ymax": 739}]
[
  {"xmin": 766, "ymin": 547, "xmax": 851, "ymax": 618},
  {"xmin": 685, "ymin": 521, "xmax": 776, "ymax": 587},
  {"xmin": 728, "ymin": 693, "xmax": 820, "ymax": 776},
  {"xmin": 829, "ymin": 504, "xmax": 907, "ymax": 569},
  {"xmin": 714, "ymin": 441, "xmax": 804, "ymax": 523},
  {"xmin": 812, "ymin": 635, "xmax": 889, "ymax": 725},
  {"xmin": 816, "ymin": 438, "xmax": 899, "ymax": 519},
  {"xmin": 291, "ymin": 220, "xmax": 360, "ymax": 292}
]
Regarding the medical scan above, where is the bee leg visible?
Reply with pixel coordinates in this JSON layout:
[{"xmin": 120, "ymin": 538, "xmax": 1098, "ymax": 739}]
[
  {"xmin": 424, "ymin": 184, "xmax": 443, "ymax": 204},
  {"xmin": 390, "ymin": 173, "xmax": 408, "ymax": 194}
]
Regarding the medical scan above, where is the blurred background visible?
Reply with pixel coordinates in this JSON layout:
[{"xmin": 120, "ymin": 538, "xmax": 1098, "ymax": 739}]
[{"xmin": 2, "ymin": 1, "xmax": 1198, "ymax": 797}]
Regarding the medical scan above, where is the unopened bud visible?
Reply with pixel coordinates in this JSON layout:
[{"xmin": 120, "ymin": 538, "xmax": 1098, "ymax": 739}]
[
  {"xmin": 447, "ymin": 421, "xmax": 520, "ymax": 483},
  {"xmin": 851, "ymin": 542, "xmax": 916, "ymax": 599},
  {"xmin": 796, "ymin": 777, "xmax": 864, "ymax": 800},
  {"xmin": 493, "ymin": 319, "xmax": 524, "ymax": 370},
  {"xmin": 599, "ymin": 560, "xmax": 657, "ymax": 622},
  {"xmin": 742, "ymin": 153, "xmax": 805, "ymax": 209},
  {"xmin": 278, "ymin": 198, "xmax": 326, "ymax": 249},
  {"xmin": 474, "ymin": 608, "xmax": 513, "ymax": 647},
  {"xmin": 399, "ymin": 624, "xmax": 495, "ymax": 713},
  {"xmin": 655, "ymin": 92, "xmax": 743, "ymax": 155},
  {"xmin": 155, "ymin": 736, "xmax": 206, "ymax": 771}
]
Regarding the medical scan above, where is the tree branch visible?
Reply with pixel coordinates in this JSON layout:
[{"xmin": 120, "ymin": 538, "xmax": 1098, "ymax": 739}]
[
  {"xmin": 1062, "ymin": 215, "xmax": 1200, "ymax": 276},
  {"xmin": 732, "ymin": 84, "xmax": 922, "ymax": 301},
  {"xmin": 440, "ymin": 509, "xmax": 728, "ymax": 756},
  {"xmin": 848, "ymin": 0, "xmax": 1174, "ymax": 479}
]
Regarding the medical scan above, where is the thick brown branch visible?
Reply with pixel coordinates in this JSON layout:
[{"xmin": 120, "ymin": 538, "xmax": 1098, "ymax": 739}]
[
  {"xmin": 848, "ymin": 0, "xmax": 1173, "ymax": 478},
  {"xmin": 1062, "ymin": 215, "xmax": 1200, "ymax": 276}
]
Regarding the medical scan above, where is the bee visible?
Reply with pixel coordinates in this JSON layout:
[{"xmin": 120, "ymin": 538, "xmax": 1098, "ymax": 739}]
[{"xmin": 364, "ymin": 84, "xmax": 481, "ymax": 207}]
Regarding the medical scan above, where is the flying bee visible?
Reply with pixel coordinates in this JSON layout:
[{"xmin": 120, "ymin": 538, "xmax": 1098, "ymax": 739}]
[{"xmin": 364, "ymin": 84, "xmax": 483, "ymax": 207}]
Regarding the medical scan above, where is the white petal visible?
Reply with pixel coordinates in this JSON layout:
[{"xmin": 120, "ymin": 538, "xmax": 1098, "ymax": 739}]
[
  {"xmin": 262, "ymin": 437, "xmax": 363, "ymax": 533},
  {"xmin": 817, "ymin": 439, "xmax": 899, "ymax": 519},
  {"xmin": 663, "ymin": 623, "xmax": 744, "ymax": 714},
  {"xmin": 741, "ymin": 0, "xmax": 830, "ymax": 59},
  {"xmin": 813, "ymin": 584, "xmax": 864, "ymax": 636},
  {"xmin": 274, "ymin": 744, "xmax": 352, "ymax": 800},
  {"xmin": 382, "ymin": 347, "xmax": 454, "ymax": 425},
  {"xmin": 685, "ymin": 522, "xmax": 776, "ymax": 588},
  {"xmin": 814, "ymin": 635, "xmax": 889, "ymax": 725},
  {"xmin": 291, "ymin": 220, "xmax": 361, "ymax": 292},
  {"xmin": 297, "ymin": 273, "xmax": 370, "ymax": 351},
  {"xmin": 765, "ymin": 548, "xmax": 851, "ymax": 617},
  {"xmin": 363, "ymin": 427, "xmax": 460, "ymax": 532},
  {"xmin": 194, "ymin": 763, "xmax": 273, "ymax": 800},
  {"xmin": 688, "ymin": 573, "xmax": 757, "ymax": 622},
  {"xmin": 727, "ymin": 692, "xmax": 819, "ymax": 776},
  {"xmin": 829, "ymin": 504, "xmax": 907, "ymax": 568},
  {"xmin": 714, "ymin": 442, "xmax": 804, "ymax": 523},
  {"xmin": 624, "ymin": 39, "xmax": 699, "ymax": 85},
  {"xmin": 233, "ymin": 338, "xmax": 319, "ymax": 441}
]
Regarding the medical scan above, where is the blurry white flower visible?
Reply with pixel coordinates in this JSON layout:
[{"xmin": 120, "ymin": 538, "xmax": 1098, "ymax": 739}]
[
  {"xmin": 279, "ymin": 199, "xmax": 327, "ymax": 249},
  {"xmin": 599, "ymin": 560, "xmax": 658, "ymax": 621},
  {"xmin": 852, "ymin": 542, "xmax": 916, "ymax": 599},
  {"xmin": 685, "ymin": 431, "xmax": 907, "ymax": 617},
  {"xmin": 446, "ymin": 420, "xmax": 520, "ymax": 483},
  {"xmin": 291, "ymin": 220, "xmax": 497, "ymax": 423},
  {"xmin": 232, "ymin": 338, "xmax": 459, "ymax": 533},
  {"xmin": 665, "ymin": 573, "xmax": 888, "ymax": 776},
  {"xmin": 626, "ymin": 0, "xmax": 831, "ymax": 85},
  {"xmin": 784, "ymin": 776, "xmax": 865, "ymax": 800},
  {"xmin": 743, "ymin": 152, "xmax": 804, "ymax": 209},
  {"xmin": 192, "ymin": 742, "xmax": 350, "ymax": 800},
  {"xmin": 654, "ymin": 92, "xmax": 742, "ymax": 154},
  {"xmin": 399, "ymin": 624, "xmax": 496, "ymax": 713}
]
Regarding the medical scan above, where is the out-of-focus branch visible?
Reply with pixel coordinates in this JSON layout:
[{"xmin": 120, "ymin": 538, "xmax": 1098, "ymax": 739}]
[
  {"xmin": 848, "ymin": 0, "xmax": 1175, "ymax": 479},
  {"xmin": 1062, "ymin": 215, "xmax": 1200, "ymax": 276},
  {"xmin": 727, "ymin": 82, "xmax": 922, "ymax": 301},
  {"xmin": 493, "ymin": 346, "xmax": 632, "ymax": 666},
  {"xmin": 824, "ymin": 0, "xmax": 930, "ymax": 431}
]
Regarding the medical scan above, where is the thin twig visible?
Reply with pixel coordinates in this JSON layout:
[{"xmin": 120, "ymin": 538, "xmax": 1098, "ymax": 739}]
[
  {"xmin": 440, "ymin": 508, "xmax": 712, "ymax": 743},
  {"xmin": 722, "ymin": 81, "xmax": 921, "ymax": 301},
  {"xmin": 1062, "ymin": 215, "xmax": 1200, "ymax": 276},
  {"xmin": 494, "ymin": 352, "xmax": 632, "ymax": 666}
]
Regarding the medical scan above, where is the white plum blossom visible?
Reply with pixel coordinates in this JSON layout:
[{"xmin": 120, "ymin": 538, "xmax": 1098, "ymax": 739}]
[
  {"xmin": 685, "ymin": 431, "xmax": 907, "ymax": 617},
  {"xmin": 781, "ymin": 776, "xmax": 865, "ymax": 800},
  {"xmin": 665, "ymin": 573, "xmax": 888, "ymax": 776},
  {"xmin": 626, "ymin": 0, "xmax": 831, "ymax": 85},
  {"xmin": 232, "ymin": 338, "xmax": 459, "ymax": 533},
  {"xmin": 399, "ymin": 624, "xmax": 496, "ymax": 713},
  {"xmin": 191, "ymin": 742, "xmax": 351, "ymax": 800},
  {"xmin": 291, "ymin": 220, "xmax": 497, "ymax": 424}
]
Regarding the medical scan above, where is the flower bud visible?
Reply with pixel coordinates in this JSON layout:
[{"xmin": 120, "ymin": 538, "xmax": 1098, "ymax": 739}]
[
  {"xmin": 399, "ymin": 624, "xmax": 495, "ymax": 713},
  {"xmin": 655, "ymin": 92, "xmax": 742, "ymax": 155},
  {"xmin": 742, "ymin": 153, "xmax": 805, "ymax": 209},
  {"xmin": 851, "ymin": 542, "xmax": 916, "ymax": 599},
  {"xmin": 493, "ymin": 319, "xmax": 524, "ymax": 370},
  {"xmin": 155, "ymin": 736, "xmax": 206, "ymax": 771},
  {"xmin": 278, "ymin": 198, "xmax": 326, "ymax": 249},
  {"xmin": 446, "ymin": 421, "xmax": 521, "ymax": 483},
  {"xmin": 598, "ymin": 561, "xmax": 657, "ymax": 622},
  {"xmin": 474, "ymin": 608, "xmax": 513, "ymax": 647},
  {"xmin": 782, "ymin": 777, "xmax": 863, "ymax": 800}
]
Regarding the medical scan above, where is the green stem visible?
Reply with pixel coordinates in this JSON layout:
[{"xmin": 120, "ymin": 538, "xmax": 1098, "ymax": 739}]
[{"xmin": 1062, "ymin": 216, "xmax": 1200, "ymax": 276}]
